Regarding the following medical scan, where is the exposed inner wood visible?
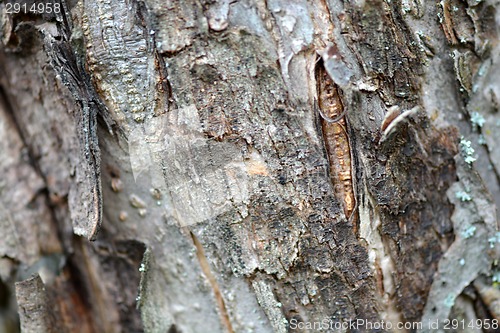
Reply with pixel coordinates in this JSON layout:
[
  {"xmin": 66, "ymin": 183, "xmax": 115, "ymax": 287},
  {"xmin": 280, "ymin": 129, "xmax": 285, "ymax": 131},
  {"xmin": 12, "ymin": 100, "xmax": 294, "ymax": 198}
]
[{"xmin": 316, "ymin": 63, "xmax": 356, "ymax": 225}]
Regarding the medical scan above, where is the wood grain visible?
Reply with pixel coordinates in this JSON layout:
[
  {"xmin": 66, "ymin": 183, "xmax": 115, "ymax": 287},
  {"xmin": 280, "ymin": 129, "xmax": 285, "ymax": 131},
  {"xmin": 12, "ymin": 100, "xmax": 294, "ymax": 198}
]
[{"xmin": 316, "ymin": 63, "xmax": 355, "ymax": 222}]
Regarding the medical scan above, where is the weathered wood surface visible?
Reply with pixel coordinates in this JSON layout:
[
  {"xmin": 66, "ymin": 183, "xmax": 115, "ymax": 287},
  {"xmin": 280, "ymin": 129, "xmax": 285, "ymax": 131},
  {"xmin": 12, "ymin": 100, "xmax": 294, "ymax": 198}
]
[{"xmin": 1, "ymin": 0, "xmax": 500, "ymax": 332}]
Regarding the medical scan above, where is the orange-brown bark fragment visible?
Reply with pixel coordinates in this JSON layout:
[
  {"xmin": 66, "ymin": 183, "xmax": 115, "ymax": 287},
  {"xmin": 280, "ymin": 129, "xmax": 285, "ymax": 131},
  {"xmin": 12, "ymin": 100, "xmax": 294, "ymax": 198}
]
[{"xmin": 317, "ymin": 65, "xmax": 355, "ymax": 221}]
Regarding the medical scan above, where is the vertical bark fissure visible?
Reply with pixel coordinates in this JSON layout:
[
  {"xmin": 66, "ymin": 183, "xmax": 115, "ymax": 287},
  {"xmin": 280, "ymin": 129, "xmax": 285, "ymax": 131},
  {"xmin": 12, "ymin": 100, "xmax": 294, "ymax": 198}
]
[
  {"xmin": 315, "ymin": 61, "xmax": 356, "ymax": 229},
  {"xmin": 358, "ymin": 187, "xmax": 403, "ymax": 326},
  {"xmin": 190, "ymin": 232, "xmax": 234, "ymax": 333}
]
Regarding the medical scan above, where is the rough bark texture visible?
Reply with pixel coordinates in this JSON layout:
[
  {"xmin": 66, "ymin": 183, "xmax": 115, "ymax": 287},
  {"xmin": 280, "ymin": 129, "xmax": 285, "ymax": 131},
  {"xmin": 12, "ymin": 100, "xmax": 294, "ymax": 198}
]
[{"xmin": 1, "ymin": 0, "xmax": 500, "ymax": 332}]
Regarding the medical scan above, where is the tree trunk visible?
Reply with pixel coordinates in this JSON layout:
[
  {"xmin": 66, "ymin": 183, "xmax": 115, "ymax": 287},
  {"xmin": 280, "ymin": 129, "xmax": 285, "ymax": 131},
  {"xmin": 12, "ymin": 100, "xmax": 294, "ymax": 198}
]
[{"xmin": 1, "ymin": 0, "xmax": 499, "ymax": 332}]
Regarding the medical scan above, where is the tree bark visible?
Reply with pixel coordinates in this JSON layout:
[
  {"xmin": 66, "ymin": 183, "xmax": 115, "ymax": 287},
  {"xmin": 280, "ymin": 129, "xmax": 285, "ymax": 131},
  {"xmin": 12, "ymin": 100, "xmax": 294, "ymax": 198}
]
[{"xmin": 1, "ymin": 0, "xmax": 500, "ymax": 332}]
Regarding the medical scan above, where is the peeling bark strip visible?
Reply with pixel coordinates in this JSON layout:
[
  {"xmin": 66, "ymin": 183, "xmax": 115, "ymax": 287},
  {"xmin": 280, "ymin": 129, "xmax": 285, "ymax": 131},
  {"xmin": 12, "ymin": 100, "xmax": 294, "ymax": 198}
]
[
  {"xmin": 316, "ymin": 62, "xmax": 356, "ymax": 224},
  {"xmin": 0, "ymin": 0, "xmax": 106, "ymax": 240},
  {"xmin": 43, "ymin": 5, "xmax": 114, "ymax": 240}
]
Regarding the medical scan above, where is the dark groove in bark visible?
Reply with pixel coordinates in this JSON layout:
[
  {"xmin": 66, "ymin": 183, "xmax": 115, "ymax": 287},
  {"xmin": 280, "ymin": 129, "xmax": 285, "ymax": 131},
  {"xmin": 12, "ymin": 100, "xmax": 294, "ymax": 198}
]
[
  {"xmin": 315, "ymin": 60, "xmax": 357, "ymax": 231},
  {"xmin": 190, "ymin": 232, "xmax": 234, "ymax": 333}
]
